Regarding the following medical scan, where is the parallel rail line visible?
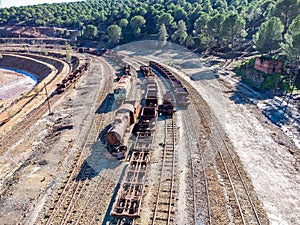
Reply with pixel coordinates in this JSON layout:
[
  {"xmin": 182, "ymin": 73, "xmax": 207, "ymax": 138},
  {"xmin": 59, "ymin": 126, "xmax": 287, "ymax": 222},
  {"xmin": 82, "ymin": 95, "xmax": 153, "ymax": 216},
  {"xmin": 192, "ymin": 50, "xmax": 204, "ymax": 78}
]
[
  {"xmin": 151, "ymin": 116, "xmax": 177, "ymax": 225},
  {"xmin": 182, "ymin": 108, "xmax": 211, "ymax": 225},
  {"xmin": 42, "ymin": 58, "xmax": 116, "ymax": 225},
  {"xmin": 186, "ymin": 81, "xmax": 263, "ymax": 225},
  {"xmin": 0, "ymin": 57, "xmax": 87, "ymax": 156},
  {"xmin": 44, "ymin": 90, "xmax": 109, "ymax": 225}
]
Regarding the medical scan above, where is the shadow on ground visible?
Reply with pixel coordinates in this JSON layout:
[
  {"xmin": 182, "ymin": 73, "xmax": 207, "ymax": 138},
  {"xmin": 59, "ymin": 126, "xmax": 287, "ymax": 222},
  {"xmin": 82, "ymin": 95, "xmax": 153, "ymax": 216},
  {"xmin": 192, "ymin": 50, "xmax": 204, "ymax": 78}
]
[
  {"xmin": 96, "ymin": 93, "xmax": 114, "ymax": 114},
  {"xmin": 75, "ymin": 124, "xmax": 122, "ymax": 181},
  {"xmin": 101, "ymin": 165, "xmax": 131, "ymax": 225},
  {"xmin": 229, "ymin": 79, "xmax": 299, "ymax": 126}
]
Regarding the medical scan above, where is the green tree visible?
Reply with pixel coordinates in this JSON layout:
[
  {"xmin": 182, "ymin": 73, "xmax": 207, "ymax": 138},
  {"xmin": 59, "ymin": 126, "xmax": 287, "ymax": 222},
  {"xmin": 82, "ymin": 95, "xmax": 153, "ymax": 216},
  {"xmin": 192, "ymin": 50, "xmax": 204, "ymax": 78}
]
[
  {"xmin": 82, "ymin": 24, "xmax": 98, "ymax": 39},
  {"xmin": 98, "ymin": 10, "xmax": 107, "ymax": 24},
  {"xmin": 171, "ymin": 20, "xmax": 188, "ymax": 45},
  {"xmin": 202, "ymin": 0, "xmax": 214, "ymax": 14},
  {"xmin": 106, "ymin": 24, "xmax": 122, "ymax": 44},
  {"xmin": 194, "ymin": 13, "xmax": 210, "ymax": 35},
  {"xmin": 282, "ymin": 32, "xmax": 300, "ymax": 61},
  {"xmin": 65, "ymin": 44, "xmax": 72, "ymax": 62},
  {"xmin": 220, "ymin": 14, "xmax": 246, "ymax": 50},
  {"xmin": 272, "ymin": 0, "xmax": 300, "ymax": 35},
  {"xmin": 282, "ymin": 15, "xmax": 300, "ymax": 61},
  {"xmin": 207, "ymin": 13, "xmax": 225, "ymax": 46},
  {"xmin": 286, "ymin": 14, "xmax": 300, "ymax": 36},
  {"xmin": 186, "ymin": 35, "xmax": 195, "ymax": 48},
  {"xmin": 158, "ymin": 13, "xmax": 174, "ymax": 27},
  {"xmin": 174, "ymin": 6, "xmax": 187, "ymax": 22},
  {"xmin": 158, "ymin": 24, "xmax": 168, "ymax": 41},
  {"xmin": 213, "ymin": 0, "xmax": 228, "ymax": 9},
  {"xmin": 119, "ymin": 18, "xmax": 129, "ymax": 28},
  {"xmin": 130, "ymin": 15, "xmax": 146, "ymax": 36},
  {"xmin": 253, "ymin": 17, "xmax": 284, "ymax": 57}
]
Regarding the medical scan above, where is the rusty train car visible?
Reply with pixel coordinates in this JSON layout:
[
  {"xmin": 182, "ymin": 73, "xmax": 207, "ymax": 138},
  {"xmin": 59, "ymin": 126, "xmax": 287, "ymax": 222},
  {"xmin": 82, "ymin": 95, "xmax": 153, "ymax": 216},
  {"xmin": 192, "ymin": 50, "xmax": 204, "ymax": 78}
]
[
  {"xmin": 123, "ymin": 65, "xmax": 131, "ymax": 76},
  {"xmin": 110, "ymin": 70, "xmax": 159, "ymax": 220},
  {"xmin": 162, "ymin": 92, "xmax": 176, "ymax": 115},
  {"xmin": 149, "ymin": 61, "xmax": 189, "ymax": 106},
  {"xmin": 110, "ymin": 61, "xmax": 184, "ymax": 220},
  {"xmin": 117, "ymin": 64, "xmax": 133, "ymax": 80},
  {"xmin": 140, "ymin": 65, "xmax": 155, "ymax": 79},
  {"xmin": 113, "ymin": 75, "xmax": 132, "ymax": 104},
  {"xmin": 106, "ymin": 101, "xmax": 140, "ymax": 159},
  {"xmin": 56, "ymin": 62, "xmax": 90, "ymax": 94},
  {"xmin": 77, "ymin": 47, "xmax": 108, "ymax": 56}
]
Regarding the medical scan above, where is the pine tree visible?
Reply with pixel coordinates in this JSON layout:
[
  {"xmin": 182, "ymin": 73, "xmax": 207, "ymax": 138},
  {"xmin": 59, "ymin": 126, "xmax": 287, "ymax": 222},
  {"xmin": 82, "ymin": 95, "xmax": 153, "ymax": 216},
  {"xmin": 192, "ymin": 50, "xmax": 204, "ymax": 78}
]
[
  {"xmin": 158, "ymin": 24, "xmax": 168, "ymax": 41},
  {"xmin": 253, "ymin": 17, "xmax": 284, "ymax": 57},
  {"xmin": 171, "ymin": 20, "xmax": 188, "ymax": 45}
]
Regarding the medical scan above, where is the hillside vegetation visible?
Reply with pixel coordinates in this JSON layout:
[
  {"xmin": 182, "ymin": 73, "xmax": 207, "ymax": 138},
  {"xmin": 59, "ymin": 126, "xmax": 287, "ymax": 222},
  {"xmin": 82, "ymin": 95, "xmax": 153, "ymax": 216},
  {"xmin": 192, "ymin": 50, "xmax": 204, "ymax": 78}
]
[{"xmin": 0, "ymin": 0, "xmax": 299, "ymax": 62}]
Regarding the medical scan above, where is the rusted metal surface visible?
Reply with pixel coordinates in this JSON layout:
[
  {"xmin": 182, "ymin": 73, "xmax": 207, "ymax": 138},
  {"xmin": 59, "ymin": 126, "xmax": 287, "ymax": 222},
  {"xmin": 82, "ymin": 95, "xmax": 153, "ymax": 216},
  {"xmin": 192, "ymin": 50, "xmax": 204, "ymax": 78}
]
[
  {"xmin": 106, "ymin": 102, "xmax": 138, "ymax": 151},
  {"xmin": 111, "ymin": 75, "xmax": 159, "ymax": 219},
  {"xmin": 113, "ymin": 75, "xmax": 132, "ymax": 104},
  {"xmin": 111, "ymin": 151, "xmax": 150, "ymax": 218},
  {"xmin": 140, "ymin": 65, "xmax": 155, "ymax": 78},
  {"xmin": 149, "ymin": 60, "xmax": 189, "ymax": 107},
  {"xmin": 133, "ymin": 133, "xmax": 154, "ymax": 152},
  {"xmin": 56, "ymin": 62, "xmax": 90, "ymax": 93},
  {"xmin": 146, "ymin": 83, "xmax": 158, "ymax": 107},
  {"xmin": 151, "ymin": 116, "xmax": 177, "ymax": 224},
  {"xmin": 163, "ymin": 92, "xmax": 176, "ymax": 115},
  {"xmin": 138, "ymin": 107, "xmax": 157, "ymax": 133}
]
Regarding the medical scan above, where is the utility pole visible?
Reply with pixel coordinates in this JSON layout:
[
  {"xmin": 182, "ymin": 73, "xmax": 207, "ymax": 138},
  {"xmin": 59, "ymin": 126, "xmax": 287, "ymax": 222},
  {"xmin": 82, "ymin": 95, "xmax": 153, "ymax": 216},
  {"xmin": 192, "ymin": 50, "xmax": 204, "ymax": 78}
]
[{"xmin": 44, "ymin": 82, "xmax": 53, "ymax": 115}]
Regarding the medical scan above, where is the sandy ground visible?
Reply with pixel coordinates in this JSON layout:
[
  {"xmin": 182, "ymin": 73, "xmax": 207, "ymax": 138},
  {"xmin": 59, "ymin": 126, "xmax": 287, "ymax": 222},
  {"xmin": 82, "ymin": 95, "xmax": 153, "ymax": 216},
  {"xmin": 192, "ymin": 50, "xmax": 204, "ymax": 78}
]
[{"xmin": 116, "ymin": 40, "xmax": 300, "ymax": 225}]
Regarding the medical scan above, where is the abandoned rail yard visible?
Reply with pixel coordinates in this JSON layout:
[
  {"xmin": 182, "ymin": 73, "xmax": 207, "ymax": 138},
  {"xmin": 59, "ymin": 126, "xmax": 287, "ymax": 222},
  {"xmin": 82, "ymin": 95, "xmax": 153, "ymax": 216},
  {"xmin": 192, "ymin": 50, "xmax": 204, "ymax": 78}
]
[{"xmin": 0, "ymin": 39, "xmax": 299, "ymax": 225}]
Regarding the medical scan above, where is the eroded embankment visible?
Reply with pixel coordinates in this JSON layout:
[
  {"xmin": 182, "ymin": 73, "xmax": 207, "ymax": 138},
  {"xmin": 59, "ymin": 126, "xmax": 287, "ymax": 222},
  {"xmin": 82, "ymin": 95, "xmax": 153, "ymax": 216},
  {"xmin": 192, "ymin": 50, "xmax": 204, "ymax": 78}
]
[
  {"xmin": 0, "ymin": 53, "xmax": 70, "ymax": 135},
  {"xmin": 0, "ymin": 54, "xmax": 52, "ymax": 80}
]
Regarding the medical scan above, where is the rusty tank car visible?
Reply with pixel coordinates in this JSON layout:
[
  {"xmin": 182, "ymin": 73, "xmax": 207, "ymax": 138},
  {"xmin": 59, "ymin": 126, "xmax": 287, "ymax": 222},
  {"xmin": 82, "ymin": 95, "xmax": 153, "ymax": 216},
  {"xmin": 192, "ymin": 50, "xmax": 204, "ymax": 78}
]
[{"xmin": 106, "ymin": 102, "xmax": 140, "ymax": 156}]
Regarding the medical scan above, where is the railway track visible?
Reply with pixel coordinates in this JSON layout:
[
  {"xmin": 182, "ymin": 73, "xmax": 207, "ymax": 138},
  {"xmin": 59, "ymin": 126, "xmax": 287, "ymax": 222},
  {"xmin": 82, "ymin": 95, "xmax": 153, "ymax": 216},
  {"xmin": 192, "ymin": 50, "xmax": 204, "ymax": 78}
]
[
  {"xmin": 186, "ymin": 80, "xmax": 267, "ymax": 225},
  {"xmin": 39, "ymin": 58, "xmax": 117, "ymax": 225},
  {"xmin": 215, "ymin": 132, "xmax": 262, "ymax": 225},
  {"xmin": 0, "ymin": 56, "xmax": 86, "ymax": 156},
  {"xmin": 151, "ymin": 115, "xmax": 177, "ymax": 225},
  {"xmin": 182, "ymin": 108, "xmax": 211, "ymax": 225},
  {"xmin": 0, "ymin": 89, "xmax": 59, "ymax": 156}
]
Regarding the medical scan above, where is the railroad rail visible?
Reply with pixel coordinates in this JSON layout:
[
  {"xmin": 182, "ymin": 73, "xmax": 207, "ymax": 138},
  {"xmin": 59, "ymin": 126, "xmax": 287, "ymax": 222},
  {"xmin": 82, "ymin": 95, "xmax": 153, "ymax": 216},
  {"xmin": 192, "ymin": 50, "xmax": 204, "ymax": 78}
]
[
  {"xmin": 44, "ymin": 93, "xmax": 111, "ymax": 224},
  {"xmin": 151, "ymin": 115, "xmax": 177, "ymax": 225},
  {"xmin": 110, "ymin": 72, "xmax": 158, "ymax": 222},
  {"xmin": 216, "ymin": 131, "xmax": 262, "ymax": 225},
  {"xmin": 0, "ymin": 60, "xmax": 89, "ymax": 156},
  {"xmin": 182, "ymin": 108, "xmax": 211, "ymax": 225},
  {"xmin": 38, "ymin": 59, "xmax": 117, "ymax": 225},
  {"xmin": 183, "ymin": 79, "xmax": 265, "ymax": 225}
]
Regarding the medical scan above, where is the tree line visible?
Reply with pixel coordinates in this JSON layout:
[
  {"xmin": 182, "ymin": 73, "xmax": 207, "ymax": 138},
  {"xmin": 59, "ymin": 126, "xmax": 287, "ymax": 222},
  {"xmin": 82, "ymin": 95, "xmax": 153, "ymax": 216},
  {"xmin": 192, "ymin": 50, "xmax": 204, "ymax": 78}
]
[{"xmin": 0, "ymin": 0, "xmax": 299, "ymax": 62}]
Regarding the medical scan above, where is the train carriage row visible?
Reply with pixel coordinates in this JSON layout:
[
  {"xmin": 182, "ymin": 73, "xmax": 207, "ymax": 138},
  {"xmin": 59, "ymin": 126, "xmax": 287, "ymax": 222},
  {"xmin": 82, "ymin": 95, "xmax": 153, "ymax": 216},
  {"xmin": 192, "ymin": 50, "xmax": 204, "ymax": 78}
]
[
  {"xmin": 106, "ymin": 61, "xmax": 190, "ymax": 219},
  {"xmin": 149, "ymin": 61, "xmax": 189, "ymax": 106}
]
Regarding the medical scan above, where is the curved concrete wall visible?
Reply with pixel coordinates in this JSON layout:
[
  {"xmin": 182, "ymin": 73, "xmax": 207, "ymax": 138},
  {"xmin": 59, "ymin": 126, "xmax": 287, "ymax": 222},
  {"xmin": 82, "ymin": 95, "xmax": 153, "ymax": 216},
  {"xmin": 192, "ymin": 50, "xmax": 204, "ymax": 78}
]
[
  {"xmin": 0, "ymin": 54, "xmax": 52, "ymax": 80},
  {"xmin": 21, "ymin": 53, "xmax": 65, "ymax": 74}
]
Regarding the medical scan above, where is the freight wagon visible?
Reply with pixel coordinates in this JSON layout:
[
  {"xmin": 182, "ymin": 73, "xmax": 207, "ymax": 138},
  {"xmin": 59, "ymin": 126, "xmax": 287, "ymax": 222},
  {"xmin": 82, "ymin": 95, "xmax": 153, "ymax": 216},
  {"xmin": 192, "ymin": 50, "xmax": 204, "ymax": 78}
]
[{"xmin": 113, "ymin": 75, "xmax": 131, "ymax": 104}]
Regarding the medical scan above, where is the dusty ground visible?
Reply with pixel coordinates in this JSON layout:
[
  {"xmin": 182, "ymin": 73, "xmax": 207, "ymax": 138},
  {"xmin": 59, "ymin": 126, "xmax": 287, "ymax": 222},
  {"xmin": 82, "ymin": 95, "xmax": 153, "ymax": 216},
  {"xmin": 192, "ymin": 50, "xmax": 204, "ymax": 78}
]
[
  {"xmin": 0, "ymin": 42, "xmax": 299, "ymax": 225},
  {"xmin": 116, "ymin": 40, "xmax": 300, "ymax": 225},
  {"xmin": 0, "ymin": 55, "xmax": 112, "ymax": 224},
  {"xmin": 0, "ymin": 53, "xmax": 70, "ymax": 137}
]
